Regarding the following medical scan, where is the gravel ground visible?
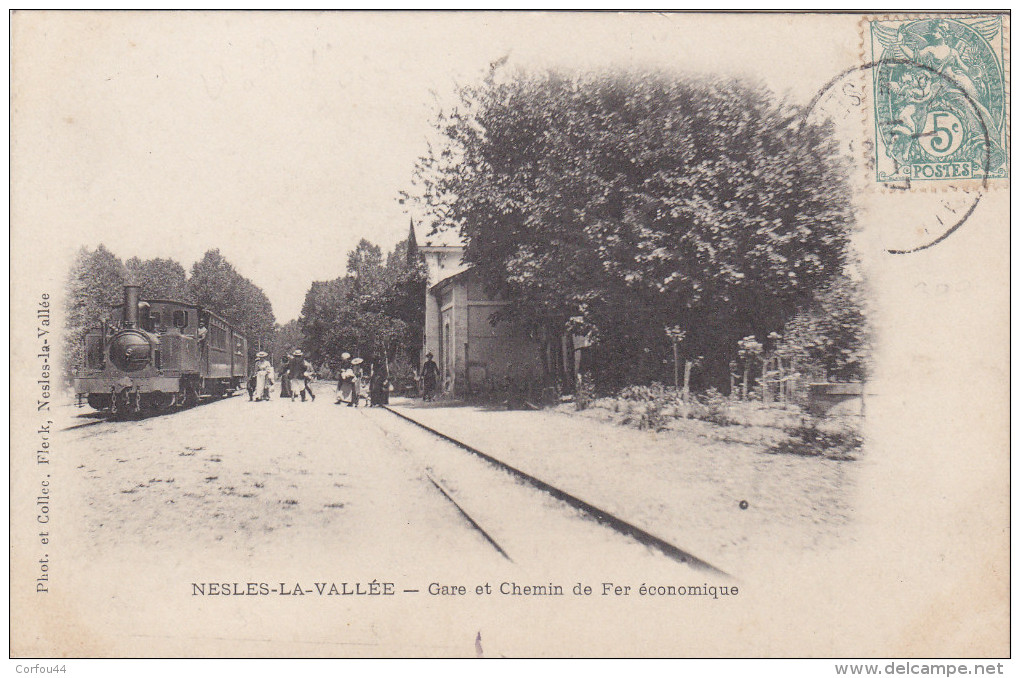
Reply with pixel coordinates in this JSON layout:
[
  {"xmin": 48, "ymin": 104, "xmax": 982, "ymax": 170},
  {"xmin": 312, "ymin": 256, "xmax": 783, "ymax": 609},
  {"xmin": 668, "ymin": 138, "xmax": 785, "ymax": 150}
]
[
  {"xmin": 66, "ymin": 395, "xmax": 506, "ymax": 571},
  {"xmin": 389, "ymin": 397, "xmax": 859, "ymax": 577}
]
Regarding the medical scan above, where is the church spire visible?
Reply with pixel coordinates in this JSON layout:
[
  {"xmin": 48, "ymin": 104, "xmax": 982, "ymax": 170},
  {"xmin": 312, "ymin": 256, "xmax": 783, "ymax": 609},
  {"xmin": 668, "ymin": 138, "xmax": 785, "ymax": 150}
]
[{"xmin": 406, "ymin": 217, "xmax": 419, "ymax": 264}]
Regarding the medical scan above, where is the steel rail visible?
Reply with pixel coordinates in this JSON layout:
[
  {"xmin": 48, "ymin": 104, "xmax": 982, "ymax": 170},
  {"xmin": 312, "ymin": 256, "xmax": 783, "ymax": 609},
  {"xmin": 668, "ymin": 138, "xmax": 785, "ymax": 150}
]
[
  {"xmin": 382, "ymin": 405, "xmax": 729, "ymax": 577},
  {"xmin": 425, "ymin": 471, "xmax": 513, "ymax": 562}
]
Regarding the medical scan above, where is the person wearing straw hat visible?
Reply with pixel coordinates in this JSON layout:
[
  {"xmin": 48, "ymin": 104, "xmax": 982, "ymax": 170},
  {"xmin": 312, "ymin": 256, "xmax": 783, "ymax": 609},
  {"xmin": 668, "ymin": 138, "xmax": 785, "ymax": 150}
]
[
  {"xmin": 349, "ymin": 357, "xmax": 365, "ymax": 407},
  {"xmin": 253, "ymin": 351, "xmax": 274, "ymax": 402},
  {"xmin": 285, "ymin": 349, "xmax": 315, "ymax": 402},
  {"xmin": 336, "ymin": 354, "xmax": 364, "ymax": 407},
  {"xmin": 336, "ymin": 352, "xmax": 355, "ymax": 406}
]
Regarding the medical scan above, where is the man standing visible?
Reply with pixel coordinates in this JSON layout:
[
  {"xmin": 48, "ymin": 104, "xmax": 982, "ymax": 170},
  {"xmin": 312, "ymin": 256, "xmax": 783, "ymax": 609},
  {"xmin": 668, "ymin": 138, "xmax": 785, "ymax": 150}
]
[{"xmin": 421, "ymin": 352, "xmax": 440, "ymax": 402}]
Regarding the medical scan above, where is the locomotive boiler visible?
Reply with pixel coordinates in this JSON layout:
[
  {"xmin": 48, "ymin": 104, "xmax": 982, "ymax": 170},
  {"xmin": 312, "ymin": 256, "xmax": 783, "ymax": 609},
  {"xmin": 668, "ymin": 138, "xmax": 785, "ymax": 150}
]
[{"xmin": 74, "ymin": 285, "xmax": 249, "ymax": 414}]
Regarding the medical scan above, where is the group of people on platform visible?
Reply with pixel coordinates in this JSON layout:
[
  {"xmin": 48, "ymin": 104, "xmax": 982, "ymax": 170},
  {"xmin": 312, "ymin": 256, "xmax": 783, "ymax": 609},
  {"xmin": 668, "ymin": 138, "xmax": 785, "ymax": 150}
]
[
  {"xmin": 248, "ymin": 349, "xmax": 395, "ymax": 408},
  {"xmin": 250, "ymin": 349, "xmax": 315, "ymax": 402},
  {"xmin": 335, "ymin": 352, "xmax": 395, "ymax": 407}
]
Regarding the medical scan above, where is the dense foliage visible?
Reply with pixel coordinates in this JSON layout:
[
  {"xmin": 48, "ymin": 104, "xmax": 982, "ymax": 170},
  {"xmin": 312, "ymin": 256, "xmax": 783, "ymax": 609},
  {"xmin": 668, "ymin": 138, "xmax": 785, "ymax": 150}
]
[
  {"xmin": 270, "ymin": 319, "xmax": 304, "ymax": 365},
  {"xmin": 407, "ymin": 67, "xmax": 861, "ymax": 389},
  {"xmin": 125, "ymin": 257, "xmax": 191, "ymax": 301},
  {"xmin": 778, "ymin": 274, "xmax": 870, "ymax": 382},
  {"xmin": 187, "ymin": 249, "xmax": 276, "ymax": 355},
  {"xmin": 298, "ymin": 238, "xmax": 426, "ymax": 371},
  {"xmin": 64, "ymin": 245, "xmax": 128, "ymax": 380}
]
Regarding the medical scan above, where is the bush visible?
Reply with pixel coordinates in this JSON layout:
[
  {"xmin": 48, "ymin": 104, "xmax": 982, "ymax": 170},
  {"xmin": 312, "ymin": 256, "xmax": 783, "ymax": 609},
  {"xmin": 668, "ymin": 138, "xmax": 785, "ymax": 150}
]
[
  {"xmin": 618, "ymin": 382, "xmax": 675, "ymax": 403},
  {"xmin": 771, "ymin": 418, "xmax": 863, "ymax": 459},
  {"xmin": 635, "ymin": 400, "xmax": 670, "ymax": 431},
  {"xmin": 695, "ymin": 387, "xmax": 739, "ymax": 426}
]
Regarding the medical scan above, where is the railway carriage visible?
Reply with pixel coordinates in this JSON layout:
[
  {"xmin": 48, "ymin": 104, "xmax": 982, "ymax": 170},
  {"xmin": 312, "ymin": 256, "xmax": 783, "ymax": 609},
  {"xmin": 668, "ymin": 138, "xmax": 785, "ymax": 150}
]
[{"xmin": 74, "ymin": 284, "xmax": 249, "ymax": 414}]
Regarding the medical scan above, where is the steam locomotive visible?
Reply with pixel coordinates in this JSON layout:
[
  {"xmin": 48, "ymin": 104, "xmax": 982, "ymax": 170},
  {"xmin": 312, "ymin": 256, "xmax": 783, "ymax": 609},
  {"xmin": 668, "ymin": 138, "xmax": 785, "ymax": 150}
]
[{"xmin": 74, "ymin": 284, "xmax": 249, "ymax": 414}]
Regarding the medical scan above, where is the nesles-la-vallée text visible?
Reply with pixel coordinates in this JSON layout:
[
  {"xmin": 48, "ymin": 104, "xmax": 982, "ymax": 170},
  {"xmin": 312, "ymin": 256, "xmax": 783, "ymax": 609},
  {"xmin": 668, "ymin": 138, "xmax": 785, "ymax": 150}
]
[
  {"xmin": 192, "ymin": 582, "xmax": 397, "ymax": 596},
  {"xmin": 36, "ymin": 294, "xmax": 53, "ymax": 594},
  {"xmin": 37, "ymin": 294, "xmax": 52, "ymax": 412}
]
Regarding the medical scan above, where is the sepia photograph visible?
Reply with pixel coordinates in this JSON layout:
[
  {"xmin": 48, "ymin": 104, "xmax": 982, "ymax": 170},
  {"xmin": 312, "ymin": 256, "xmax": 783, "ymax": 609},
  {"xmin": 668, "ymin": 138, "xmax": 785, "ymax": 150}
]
[{"xmin": 9, "ymin": 11, "xmax": 1010, "ymax": 661}]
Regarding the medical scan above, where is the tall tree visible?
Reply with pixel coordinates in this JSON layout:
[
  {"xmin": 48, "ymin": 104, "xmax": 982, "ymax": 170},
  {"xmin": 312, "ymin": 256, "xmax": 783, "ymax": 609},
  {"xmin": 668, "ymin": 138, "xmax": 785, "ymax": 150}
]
[
  {"xmin": 778, "ymin": 273, "xmax": 870, "ymax": 382},
  {"xmin": 187, "ymin": 249, "xmax": 276, "ymax": 356},
  {"xmin": 298, "ymin": 238, "xmax": 423, "ymax": 369},
  {"xmin": 63, "ymin": 245, "xmax": 125, "ymax": 379},
  {"xmin": 299, "ymin": 277, "xmax": 354, "ymax": 365},
  {"xmin": 270, "ymin": 319, "xmax": 305, "ymax": 357},
  {"xmin": 381, "ymin": 239, "xmax": 427, "ymax": 358},
  {"xmin": 408, "ymin": 68, "xmax": 859, "ymax": 388},
  {"xmin": 346, "ymin": 239, "xmax": 385, "ymax": 302},
  {"xmin": 125, "ymin": 256, "xmax": 191, "ymax": 300}
]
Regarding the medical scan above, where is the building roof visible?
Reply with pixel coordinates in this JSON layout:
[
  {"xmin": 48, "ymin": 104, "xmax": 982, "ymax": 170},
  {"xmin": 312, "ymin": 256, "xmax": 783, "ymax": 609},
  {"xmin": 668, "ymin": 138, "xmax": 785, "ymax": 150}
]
[{"xmin": 429, "ymin": 266, "xmax": 474, "ymax": 295}]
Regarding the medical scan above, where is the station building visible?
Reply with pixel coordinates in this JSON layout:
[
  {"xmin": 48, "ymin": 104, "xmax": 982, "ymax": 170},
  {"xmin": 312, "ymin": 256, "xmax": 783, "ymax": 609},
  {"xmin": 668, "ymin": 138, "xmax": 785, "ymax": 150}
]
[{"xmin": 411, "ymin": 222, "xmax": 543, "ymax": 396}]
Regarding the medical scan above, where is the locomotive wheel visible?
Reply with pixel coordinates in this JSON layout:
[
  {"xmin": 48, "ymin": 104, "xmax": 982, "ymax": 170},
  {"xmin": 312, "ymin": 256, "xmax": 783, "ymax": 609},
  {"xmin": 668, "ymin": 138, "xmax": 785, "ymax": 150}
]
[
  {"xmin": 87, "ymin": 394, "xmax": 111, "ymax": 411},
  {"xmin": 146, "ymin": 391, "xmax": 174, "ymax": 411}
]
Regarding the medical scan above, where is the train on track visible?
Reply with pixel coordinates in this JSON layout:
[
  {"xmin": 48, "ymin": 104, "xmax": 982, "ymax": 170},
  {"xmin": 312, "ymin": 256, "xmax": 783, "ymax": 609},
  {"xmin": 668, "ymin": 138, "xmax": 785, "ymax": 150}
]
[{"xmin": 74, "ymin": 284, "xmax": 249, "ymax": 415}]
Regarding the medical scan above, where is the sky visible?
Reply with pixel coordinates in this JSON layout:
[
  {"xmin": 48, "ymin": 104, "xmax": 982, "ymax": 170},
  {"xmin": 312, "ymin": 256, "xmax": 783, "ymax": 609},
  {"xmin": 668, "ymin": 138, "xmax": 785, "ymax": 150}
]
[{"xmin": 13, "ymin": 11, "xmax": 855, "ymax": 321}]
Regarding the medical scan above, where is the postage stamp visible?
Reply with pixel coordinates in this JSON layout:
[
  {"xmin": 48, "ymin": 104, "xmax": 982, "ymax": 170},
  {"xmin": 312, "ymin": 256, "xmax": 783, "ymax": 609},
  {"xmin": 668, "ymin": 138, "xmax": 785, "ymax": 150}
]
[{"xmin": 868, "ymin": 16, "xmax": 1009, "ymax": 185}]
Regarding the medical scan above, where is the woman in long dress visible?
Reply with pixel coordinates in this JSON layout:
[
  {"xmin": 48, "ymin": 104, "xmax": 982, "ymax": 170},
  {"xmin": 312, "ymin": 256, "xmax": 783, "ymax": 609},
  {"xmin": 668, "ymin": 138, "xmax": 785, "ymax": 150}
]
[
  {"xmin": 253, "ymin": 352, "xmax": 274, "ymax": 402},
  {"xmin": 369, "ymin": 362, "xmax": 390, "ymax": 406},
  {"xmin": 287, "ymin": 350, "xmax": 315, "ymax": 402},
  {"xmin": 279, "ymin": 353, "xmax": 293, "ymax": 399},
  {"xmin": 336, "ymin": 352, "xmax": 359, "ymax": 406}
]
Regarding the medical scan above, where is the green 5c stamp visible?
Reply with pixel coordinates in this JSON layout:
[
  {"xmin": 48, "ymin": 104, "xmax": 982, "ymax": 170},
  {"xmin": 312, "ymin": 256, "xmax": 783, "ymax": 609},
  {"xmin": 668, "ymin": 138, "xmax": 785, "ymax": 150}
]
[{"xmin": 870, "ymin": 16, "xmax": 1008, "ymax": 184}]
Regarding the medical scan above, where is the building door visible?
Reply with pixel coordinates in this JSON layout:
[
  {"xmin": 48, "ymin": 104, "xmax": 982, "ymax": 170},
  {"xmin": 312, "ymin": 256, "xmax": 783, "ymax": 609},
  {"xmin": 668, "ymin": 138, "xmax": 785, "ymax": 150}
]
[{"xmin": 442, "ymin": 314, "xmax": 452, "ymax": 391}]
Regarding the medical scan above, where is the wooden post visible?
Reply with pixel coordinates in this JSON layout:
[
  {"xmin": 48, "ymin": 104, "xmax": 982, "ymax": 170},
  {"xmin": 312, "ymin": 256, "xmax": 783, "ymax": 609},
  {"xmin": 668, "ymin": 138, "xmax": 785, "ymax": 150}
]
[
  {"xmin": 761, "ymin": 358, "xmax": 770, "ymax": 404},
  {"xmin": 665, "ymin": 327, "xmax": 686, "ymax": 397},
  {"xmin": 790, "ymin": 357, "xmax": 798, "ymax": 403},
  {"xmin": 682, "ymin": 359, "xmax": 692, "ymax": 403},
  {"xmin": 562, "ymin": 334, "xmax": 572, "ymax": 392},
  {"xmin": 779, "ymin": 358, "xmax": 787, "ymax": 401},
  {"xmin": 673, "ymin": 340, "xmax": 680, "ymax": 393}
]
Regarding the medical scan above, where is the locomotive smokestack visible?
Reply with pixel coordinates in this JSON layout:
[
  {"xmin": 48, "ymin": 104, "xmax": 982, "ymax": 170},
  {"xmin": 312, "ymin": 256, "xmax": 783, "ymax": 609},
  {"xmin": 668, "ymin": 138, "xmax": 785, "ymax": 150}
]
[{"xmin": 123, "ymin": 285, "xmax": 140, "ymax": 328}]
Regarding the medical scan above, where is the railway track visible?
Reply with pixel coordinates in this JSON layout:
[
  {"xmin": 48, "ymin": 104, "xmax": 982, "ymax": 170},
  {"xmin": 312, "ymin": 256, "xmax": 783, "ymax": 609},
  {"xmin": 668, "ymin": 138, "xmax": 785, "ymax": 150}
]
[
  {"xmin": 425, "ymin": 470, "xmax": 513, "ymax": 562},
  {"xmin": 380, "ymin": 404, "xmax": 729, "ymax": 577},
  {"xmin": 61, "ymin": 419, "xmax": 108, "ymax": 432},
  {"xmin": 59, "ymin": 393, "xmax": 242, "ymax": 432}
]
